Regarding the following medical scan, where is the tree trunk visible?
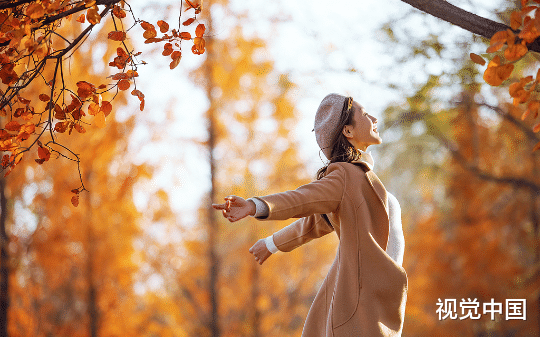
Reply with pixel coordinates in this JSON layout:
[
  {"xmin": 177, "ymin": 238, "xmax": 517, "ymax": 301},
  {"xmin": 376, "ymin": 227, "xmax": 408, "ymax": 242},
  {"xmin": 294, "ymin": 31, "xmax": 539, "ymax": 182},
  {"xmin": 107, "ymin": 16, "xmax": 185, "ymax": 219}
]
[
  {"xmin": 204, "ymin": 2, "xmax": 220, "ymax": 336},
  {"xmin": 0, "ymin": 178, "xmax": 9, "ymax": 337},
  {"xmin": 86, "ymin": 177, "xmax": 98, "ymax": 337}
]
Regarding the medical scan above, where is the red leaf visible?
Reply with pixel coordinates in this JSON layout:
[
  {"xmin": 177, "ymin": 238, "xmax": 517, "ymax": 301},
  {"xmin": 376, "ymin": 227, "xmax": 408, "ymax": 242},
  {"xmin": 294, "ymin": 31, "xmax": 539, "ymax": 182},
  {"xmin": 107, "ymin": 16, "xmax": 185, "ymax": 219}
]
[
  {"xmin": 108, "ymin": 31, "xmax": 127, "ymax": 41},
  {"xmin": 195, "ymin": 24, "xmax": 205, "ymax": 37},
  {"xmin": 4, "ymin": 121, "xmax": 20, "ymax": 131},
  {"xmin": 118, "ymin": 79, "xmax": 130, "ymax": 91},
  {"xmin": 71, "ymin": 194, "xmax": 79, "ymax": 207},
  {"xmin": 157, "ymin": 20, "xmax": 169, "ymax": 33},
  {"xmin": 183, "ymin": 18, "xmax": 195, "ymax": 26},
  {"xmin": 39, "ymin": 93, "xmax": 50, "ymax": 101}
]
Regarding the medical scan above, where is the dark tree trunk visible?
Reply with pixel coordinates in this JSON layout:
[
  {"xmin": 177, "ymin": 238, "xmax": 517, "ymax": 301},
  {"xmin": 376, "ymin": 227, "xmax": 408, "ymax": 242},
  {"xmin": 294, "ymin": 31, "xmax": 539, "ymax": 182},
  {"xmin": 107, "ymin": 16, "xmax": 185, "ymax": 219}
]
[{"xmin": 0, "ymin": 178, "xmax": 8, "ymax": 337}]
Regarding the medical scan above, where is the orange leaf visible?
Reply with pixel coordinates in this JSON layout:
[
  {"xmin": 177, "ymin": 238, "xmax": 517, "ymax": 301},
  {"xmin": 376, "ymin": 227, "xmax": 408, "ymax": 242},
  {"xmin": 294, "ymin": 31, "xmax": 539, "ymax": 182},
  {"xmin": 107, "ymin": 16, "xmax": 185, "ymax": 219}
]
[
  {"xmin": 504, "ymin": 43, "xmax": 528, "ymax": 61},
  {"xmin": 195, "ymin": 23, "xmax": 205, "ymax": 37},
  {"xmin": 170, "ymin": 55, "xmax": 181, "ymax": 70},
  {"xmin": 5, "ymin": 121, "xmax": 20, "ymax": 131},
  {"xmin": 179, "ymin": 32, "xmax": 191, "ymax": 40},
  {"xmin": 76, "ymin": 14, "xmax": 86, "ymax": 23},
  {"xmin": 511, "ymin": 11, "xmax": 522, "ymax": 30},
  {"xmin": 87, "ymin": 7, "xmax": 101, "ymax": 25},
  {"xmin": 88, "ymin": 102, "xmax": 100, "ymax": 115},
  {"xmin": 486, "ymin": 41, "xmax": 504, "ymax": 53},
  {"xmin": 183, "ymin": 18, "xmax": 195, "ymax": 26},
  {"xmin": 111, "ymin": 72, "xmax": 129, "ymax": 80},
  {"xmin": 131, "ymin": 90, "xmax": 144, "ymax": 100},
  {"xmin": 490, "ymin": 31, "xmax": 508, "ymax": 46},
  {"xmin": 38, "ymin": 146, "xmax": 50, "ymax": 161},
  {"xmin": 26, "ymin": 3, "xmax": 44, "ymax": 19},
  {"xmin": 74, "ymin": 124, "xmax": 86, "ymax": 133},
  {"xmin": 143, "ymin": 29, "xmax": 157, "ymax": 39},
  {"xmin": 140, "ymin": 100, "xmax": 145, "ymax": 111},
  {"xmin": 117, "ymin": 79, "xmax": 130, "ymax": 91},
  {"xmin": 54, "ymin": 121, "xmax": 68, "ymax": 133},
  {"xmin": 470, "ymin": 53, "xmax": 486, "ymax": 66},
  {"xmin": 534, "ymin": 121, "xmax": 540, "ymax": 132},
  {"xmin": 71, "ymin": 194, "xmax": 79, "ymax": 207},
  {"xmin": 108, "ymin": 31, "xmax": 126, "ymax": 41},
  {"xmin": 157, "ymin": 20, "xmax": 169, "ymax": 33},
  {"xmin": 101, "ymin": 101, "xmax": 112, "ymax": 116},
  {"xmin": 126, "ymin": 70, "xmax": 139, "ymax": 78},
  {"xmin": 112, "ymin": 5, "xmax": 126, "ymax": 18},
  {"xmin": 140, "ymin": 21, "xmax": 154, "ymax": 30},
  {"xmin": 39, "ymin": 94, "xmax": 50, "ymax": 102},
  {"xmin": 94, "ymin": 111, "xmax": 106, "ymax": 128}
]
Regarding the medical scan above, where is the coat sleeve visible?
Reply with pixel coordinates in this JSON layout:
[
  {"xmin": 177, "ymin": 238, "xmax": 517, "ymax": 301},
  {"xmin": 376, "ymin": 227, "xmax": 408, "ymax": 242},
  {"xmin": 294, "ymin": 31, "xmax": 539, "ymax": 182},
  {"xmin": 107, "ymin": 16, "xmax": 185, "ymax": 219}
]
[
  {"xmin": 253, "ymin": 163, "xmax": 344, "ymax": 252},
  {"xmin": 270, "ymin": 214, "xmax": 335, "ymax": 252},
  {"xmin": 253, "ymin": 163, "xmax": 345, "ymax": 221}
]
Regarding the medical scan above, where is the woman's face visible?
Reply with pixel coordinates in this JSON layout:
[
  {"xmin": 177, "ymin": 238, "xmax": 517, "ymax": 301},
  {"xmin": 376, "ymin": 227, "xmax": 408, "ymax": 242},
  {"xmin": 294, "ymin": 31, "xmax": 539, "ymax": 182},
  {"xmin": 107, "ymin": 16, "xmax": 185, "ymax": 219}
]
[{"xmin": 341, "ymin": 101, "xmax": 381, "ymax": 151}]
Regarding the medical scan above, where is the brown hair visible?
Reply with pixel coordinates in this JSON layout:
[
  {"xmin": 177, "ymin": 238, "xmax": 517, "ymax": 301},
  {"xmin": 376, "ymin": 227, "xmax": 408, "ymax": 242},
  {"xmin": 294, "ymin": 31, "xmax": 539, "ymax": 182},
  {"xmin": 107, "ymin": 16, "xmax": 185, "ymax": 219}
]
[{"xmin": 316, "ymin": 98, "xmax": 361, "ymax": 180}]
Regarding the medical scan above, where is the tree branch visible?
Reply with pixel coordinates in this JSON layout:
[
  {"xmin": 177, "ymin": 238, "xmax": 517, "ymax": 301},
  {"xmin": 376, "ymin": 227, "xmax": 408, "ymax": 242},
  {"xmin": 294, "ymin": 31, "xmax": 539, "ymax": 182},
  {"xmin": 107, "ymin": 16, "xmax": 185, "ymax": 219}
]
[
  {"xmin": 400, "ymin": 0, "xmax": 540, "ymax": 53},
  {"xmin": 426, "ymin": 118, "xmax": 540, "ymax": 193}
]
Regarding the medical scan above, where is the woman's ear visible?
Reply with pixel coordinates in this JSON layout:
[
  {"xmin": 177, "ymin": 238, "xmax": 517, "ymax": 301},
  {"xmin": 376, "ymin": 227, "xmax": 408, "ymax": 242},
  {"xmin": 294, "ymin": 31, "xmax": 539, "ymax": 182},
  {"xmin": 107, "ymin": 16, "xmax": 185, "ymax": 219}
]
[{"xmin": 342, "ymin": 124, "xmax": 353, "ymax": 139}]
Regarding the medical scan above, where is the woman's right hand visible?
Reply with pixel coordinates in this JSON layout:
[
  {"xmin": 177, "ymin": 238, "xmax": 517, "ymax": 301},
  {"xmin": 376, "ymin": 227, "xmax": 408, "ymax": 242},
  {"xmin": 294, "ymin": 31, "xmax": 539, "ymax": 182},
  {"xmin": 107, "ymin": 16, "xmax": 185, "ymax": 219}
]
[{"xmin": 212, "ymin": 195, "xmax": 256, "ymax": 222}]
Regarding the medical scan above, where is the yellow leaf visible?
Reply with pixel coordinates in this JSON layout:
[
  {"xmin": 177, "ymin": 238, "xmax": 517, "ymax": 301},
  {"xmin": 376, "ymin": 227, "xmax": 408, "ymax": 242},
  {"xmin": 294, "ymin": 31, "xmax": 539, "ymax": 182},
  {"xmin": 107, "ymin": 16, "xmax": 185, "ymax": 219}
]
[{"xmin": 94, "ymin": 111, "xmax": 106, "ymax": 128}]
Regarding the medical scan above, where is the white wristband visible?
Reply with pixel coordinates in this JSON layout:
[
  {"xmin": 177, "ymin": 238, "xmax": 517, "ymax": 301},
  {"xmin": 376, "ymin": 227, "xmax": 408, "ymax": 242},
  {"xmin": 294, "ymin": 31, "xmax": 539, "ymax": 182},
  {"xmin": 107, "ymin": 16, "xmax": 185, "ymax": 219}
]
[{"xmin": 264, "ymin": 235, "xmax": 279, "ymax": 254}]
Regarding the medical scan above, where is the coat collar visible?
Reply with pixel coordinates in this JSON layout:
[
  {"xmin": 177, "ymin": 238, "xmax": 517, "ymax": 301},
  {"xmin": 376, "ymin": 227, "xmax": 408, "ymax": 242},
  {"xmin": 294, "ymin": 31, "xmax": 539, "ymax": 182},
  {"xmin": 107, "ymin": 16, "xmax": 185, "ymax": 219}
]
[{"xmin": 351, "ymin": 152, "xmax": 390, "ymax": 250}]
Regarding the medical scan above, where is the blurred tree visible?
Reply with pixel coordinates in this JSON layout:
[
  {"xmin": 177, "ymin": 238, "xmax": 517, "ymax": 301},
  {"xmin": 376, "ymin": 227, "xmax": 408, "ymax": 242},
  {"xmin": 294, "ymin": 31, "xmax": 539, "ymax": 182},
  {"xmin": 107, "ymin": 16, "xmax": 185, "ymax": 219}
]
[
  {"xmin": 4, "ymin": 17, "xmax": 150, "ymax": 337},
  {"xmin": 378, "ymin": 45, "xmax": 540, "ymax": 335}
]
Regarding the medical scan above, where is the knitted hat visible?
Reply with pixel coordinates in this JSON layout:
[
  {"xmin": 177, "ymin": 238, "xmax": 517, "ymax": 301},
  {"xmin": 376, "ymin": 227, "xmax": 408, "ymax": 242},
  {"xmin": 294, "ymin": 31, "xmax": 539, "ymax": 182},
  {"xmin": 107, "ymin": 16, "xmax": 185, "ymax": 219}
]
[{"xmin": 314, "ymin": 93, "xmax": 352, "ymax": 160}]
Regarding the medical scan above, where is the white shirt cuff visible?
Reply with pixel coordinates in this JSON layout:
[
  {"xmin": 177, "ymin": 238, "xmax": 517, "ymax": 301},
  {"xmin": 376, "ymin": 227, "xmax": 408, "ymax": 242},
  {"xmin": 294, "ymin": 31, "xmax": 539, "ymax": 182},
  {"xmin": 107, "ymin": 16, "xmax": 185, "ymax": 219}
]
[
  {"xmin": 264, "ymin": 235, "xmax": 279, "ymax": 254},
  {"xmin": 247, "ymin": 197, "xmax": 269, "ymax": 218}
]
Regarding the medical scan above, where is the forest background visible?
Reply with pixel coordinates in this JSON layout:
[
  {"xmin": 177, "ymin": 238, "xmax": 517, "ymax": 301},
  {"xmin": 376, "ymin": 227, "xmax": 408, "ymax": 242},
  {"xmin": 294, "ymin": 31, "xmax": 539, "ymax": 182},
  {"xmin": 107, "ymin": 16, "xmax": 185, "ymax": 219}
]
[{"xmin": 2, "ymin": 0, "xmax": 540, "ymax": 336}]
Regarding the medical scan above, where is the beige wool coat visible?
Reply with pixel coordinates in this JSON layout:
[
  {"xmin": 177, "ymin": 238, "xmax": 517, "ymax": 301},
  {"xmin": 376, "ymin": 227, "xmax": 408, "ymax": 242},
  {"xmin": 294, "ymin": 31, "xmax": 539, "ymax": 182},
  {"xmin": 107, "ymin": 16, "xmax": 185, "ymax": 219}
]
[{"xmin": 254, "ymin": 161, "xmax": 408, "ymax": 337}]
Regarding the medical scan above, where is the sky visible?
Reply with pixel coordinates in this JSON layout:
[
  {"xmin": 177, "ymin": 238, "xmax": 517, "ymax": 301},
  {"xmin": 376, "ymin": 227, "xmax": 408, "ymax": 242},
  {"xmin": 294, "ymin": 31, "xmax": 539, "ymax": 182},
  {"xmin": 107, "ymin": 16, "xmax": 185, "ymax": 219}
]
[{"xmin": 119, "ymin": 0, "xmax": 506, "ymax": 226}]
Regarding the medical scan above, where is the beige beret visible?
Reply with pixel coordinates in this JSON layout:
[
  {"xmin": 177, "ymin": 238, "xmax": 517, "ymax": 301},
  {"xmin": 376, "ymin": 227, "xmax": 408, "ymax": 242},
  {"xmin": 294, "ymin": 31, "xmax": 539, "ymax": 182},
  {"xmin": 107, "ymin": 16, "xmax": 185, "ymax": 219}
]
[{"xmin": 314, "ymin": 93, "xmax": 351, "ymax": 160}]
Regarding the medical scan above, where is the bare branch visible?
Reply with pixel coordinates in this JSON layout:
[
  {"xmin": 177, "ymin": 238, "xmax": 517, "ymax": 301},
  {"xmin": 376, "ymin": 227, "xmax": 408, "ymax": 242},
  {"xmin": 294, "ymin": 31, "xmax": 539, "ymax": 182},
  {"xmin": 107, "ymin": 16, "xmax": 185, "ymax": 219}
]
[{"xmin": 400, "ymin": 0, "xmax": 540, "ymax": 53}]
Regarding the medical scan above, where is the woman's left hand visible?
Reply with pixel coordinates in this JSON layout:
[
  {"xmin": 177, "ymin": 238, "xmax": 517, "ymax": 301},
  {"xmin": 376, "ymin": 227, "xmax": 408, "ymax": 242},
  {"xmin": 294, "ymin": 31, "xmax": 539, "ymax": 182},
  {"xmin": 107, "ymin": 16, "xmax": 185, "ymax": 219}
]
[{"xmin": 249, "ymin": 239, "xmax": 272, "ymax": 265}]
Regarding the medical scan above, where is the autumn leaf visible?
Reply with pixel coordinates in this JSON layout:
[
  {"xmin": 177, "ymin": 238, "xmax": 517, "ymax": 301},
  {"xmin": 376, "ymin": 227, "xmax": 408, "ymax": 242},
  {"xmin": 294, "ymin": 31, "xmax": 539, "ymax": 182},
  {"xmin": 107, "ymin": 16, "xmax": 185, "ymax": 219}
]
[
  {"xmin": 74, "ymin": 124, "xmax": 86, "ymax": 133},
  {"xmin": 487, "ymin": 31, "xmax": 508, "ymax": 53},
  {"xmin": 179, "ymin": 32, "xmax": 191, "ymax": 40},
  {"xmin": 143, "ymin": 29, "xmax": 157, "ymax": 40},
  {"xmin": 88, "ymin": 102, "xmax": 100, "ymax": 115},
  {"xmin": 118, "ymin": 79, "xmax": 130, "ymax": 91},
  {"xmin": 39, "ymin": 94, "xmax": 50, "ymax": 102},
  {"xmin": 140, "ymin": 21, "xmax": 154, "ymax": 31},
  {"xmin": 5, "ymin": 121, "xmax": 21, "ymax": 131},
  {"xmin": 87, "ymin": 7, "xmax": 101, "ymax": 25},
  {"xmin": 77, "ymin": 81, "xmax": 96, "ymax": 99},
  {"xmin": 157, "ymin": 20, "xmax": 169, "ymax": 33},
  {"xmin": 470, "ymin": 53, "xmax": 486, "ymax": 66},
  {"xmin": 54, "ymin": 121, "xmax": 68, "ymax": 133},
  {"xmin": 108, "ymin": 31, "xmax": 126, "ymax": 41},
  {"xmin": 170, "ymin": 54, "xmax": 182, "ymax": 69},
  {"xmin": 511, "ymin": 11, "xmax": 522, "ymax": 30},
  {"xmin": 76, "ymin": 14, "xmax": 86, "ymax": 23},
  {"xmin": 162, "ymin": 43, "xmax": 173, "ymax": 56},
  {"xmin": 111, "ymin": 72, "xmax": 129, "ymax": 80},
  {"xmin": 38, "ymin": 146, "xmax": 50, "ymax": 162},
  {"xmin": 101, "ymin": 101, "xmax": 112, "ymax": 116},
  {"xmin": 71, "ymin": 194, "xmax": 80, "ymax": 207},
  {"xmin": 504, "ymin": 43, "xmax": 528, "ymax": 61},
  {"xmin": 183, "ymin": 18, "xmax": 195, "ymax": 26},
  {"xmin": 112, "ymin": 5, "xmax": 126, "ymax": 18},
  {"xmin": 26, "ymin": 3, "xmax": 45, "ymax": 19},
  {"xmin": 195, "ymin": 24, "xmax": 205, "ymax": 37},
  {"xmin": 94, "ymin": 111, "xmax": 106, "ymax": 128}
]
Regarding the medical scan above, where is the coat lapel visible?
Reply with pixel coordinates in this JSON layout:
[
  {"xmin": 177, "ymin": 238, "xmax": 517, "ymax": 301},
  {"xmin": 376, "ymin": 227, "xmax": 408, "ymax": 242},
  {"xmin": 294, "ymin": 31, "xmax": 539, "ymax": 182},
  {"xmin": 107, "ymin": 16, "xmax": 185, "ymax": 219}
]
[{"xmin": 353, "ymin": 161, "xmax": 390, "ymax": 250}]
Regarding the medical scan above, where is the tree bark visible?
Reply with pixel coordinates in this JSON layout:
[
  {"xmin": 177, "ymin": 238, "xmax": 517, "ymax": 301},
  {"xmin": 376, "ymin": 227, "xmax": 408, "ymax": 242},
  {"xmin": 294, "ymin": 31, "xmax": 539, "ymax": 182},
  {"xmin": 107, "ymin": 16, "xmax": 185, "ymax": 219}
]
[
  {"xmin": 400, "ymin": 0, "xmax": 540, "ymax": 53},
  {"xmin": 204, "ymin": 1, "xmax": 220, "ymax": 336}
]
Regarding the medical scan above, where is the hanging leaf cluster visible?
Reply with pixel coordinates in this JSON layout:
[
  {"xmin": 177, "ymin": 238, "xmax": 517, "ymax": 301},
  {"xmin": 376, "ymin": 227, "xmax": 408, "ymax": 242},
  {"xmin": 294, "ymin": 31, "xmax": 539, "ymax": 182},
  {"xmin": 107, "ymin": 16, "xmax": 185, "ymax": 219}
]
[
  {"xmin": 470, "ymin": 0, "xmax": 540, "ymax": 150},
  {"xmin": 0, "ymin": 0, "xmax": 205, "ymax": 205}
]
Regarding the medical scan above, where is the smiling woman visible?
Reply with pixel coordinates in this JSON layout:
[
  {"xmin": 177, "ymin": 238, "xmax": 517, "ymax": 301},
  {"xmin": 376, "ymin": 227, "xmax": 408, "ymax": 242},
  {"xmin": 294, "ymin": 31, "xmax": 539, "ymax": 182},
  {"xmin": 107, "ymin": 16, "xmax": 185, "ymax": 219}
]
[{"xmin": 213, "ymin": 93, "xmax": 407, "ymax": 336}]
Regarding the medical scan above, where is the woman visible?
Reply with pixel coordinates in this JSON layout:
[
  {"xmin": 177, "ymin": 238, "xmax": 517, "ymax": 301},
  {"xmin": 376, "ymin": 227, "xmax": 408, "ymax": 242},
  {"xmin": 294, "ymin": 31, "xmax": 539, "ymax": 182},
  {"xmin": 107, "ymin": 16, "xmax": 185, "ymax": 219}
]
[{"xmin": 213, "ymin": 93, "xmax": 408, "ymax": 337}]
